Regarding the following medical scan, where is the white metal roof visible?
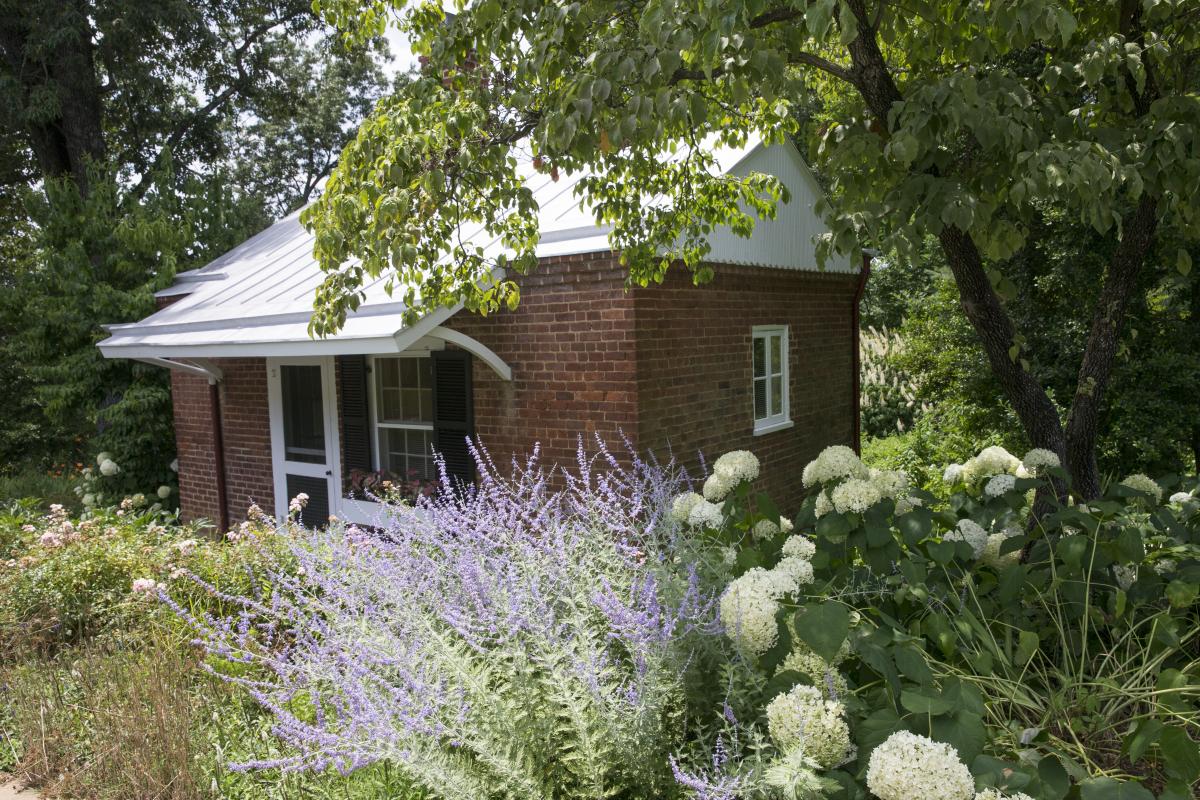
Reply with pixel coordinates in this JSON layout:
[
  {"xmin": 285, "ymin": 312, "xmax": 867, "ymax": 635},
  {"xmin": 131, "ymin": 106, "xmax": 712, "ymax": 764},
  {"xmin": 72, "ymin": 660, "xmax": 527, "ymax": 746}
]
[{"xmin": 99, "ymin": 136, "xmax": 852, "ymax": 360}]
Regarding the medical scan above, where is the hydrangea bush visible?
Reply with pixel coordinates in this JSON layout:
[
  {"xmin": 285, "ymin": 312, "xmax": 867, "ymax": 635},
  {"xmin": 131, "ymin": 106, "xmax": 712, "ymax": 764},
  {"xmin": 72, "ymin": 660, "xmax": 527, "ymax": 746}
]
[{"xmin": 691, "ymin": 443, "xmax": 1200, "ymax": 800}]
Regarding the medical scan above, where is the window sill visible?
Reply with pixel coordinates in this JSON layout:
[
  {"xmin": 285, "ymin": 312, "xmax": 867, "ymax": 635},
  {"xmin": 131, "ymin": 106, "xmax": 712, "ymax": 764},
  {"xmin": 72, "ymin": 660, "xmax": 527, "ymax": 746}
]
[{"xmin": 753, "ymin": 419, "xmax": 794, "ymax": 437}]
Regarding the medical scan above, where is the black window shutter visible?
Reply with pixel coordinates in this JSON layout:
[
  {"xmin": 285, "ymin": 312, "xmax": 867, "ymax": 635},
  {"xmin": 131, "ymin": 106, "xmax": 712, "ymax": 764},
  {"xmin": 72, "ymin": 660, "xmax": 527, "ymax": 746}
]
[
  {"xmin": 337, "ymin": 356, "xmax": 373, "ymax": 489},
  {"xmin": 431, "ymin": 349, "xmax": 475, "ymax": 486}
]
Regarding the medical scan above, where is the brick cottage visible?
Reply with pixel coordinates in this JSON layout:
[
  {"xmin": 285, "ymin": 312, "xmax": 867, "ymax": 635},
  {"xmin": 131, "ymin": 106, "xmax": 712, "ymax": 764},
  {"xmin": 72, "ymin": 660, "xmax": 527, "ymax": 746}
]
[{"xmin": 98, "ymin": 137, "xmax": 866, "ymax": 530}]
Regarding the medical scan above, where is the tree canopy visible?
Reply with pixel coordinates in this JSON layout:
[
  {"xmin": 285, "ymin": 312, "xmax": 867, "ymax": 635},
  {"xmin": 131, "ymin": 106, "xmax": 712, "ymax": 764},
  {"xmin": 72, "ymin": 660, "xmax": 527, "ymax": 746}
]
[{"xmin": 304, "ymin": 0, "xmax": 1200, "ymax": 497}]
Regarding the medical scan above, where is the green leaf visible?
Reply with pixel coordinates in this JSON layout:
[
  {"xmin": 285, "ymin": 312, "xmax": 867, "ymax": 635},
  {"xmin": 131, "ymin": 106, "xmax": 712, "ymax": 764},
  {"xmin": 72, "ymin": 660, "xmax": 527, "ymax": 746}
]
[
  {"xmin": 1037, "ymin": 754, "xmax": 1070, "ymax": 800},
  {"xmin": 1078, "ymin": 777, "xmax": 1154, "ymax": 800},
  {"xmin": 1159, "ymin": 725, "xmax": 1200, "ymax": 782},
  {"xmin": 931, "ymin": 710, "xmax": 987, "ymax": 762},
  {"xmin": 816, "ymin": 512, "xmax": 852, "ymax": 543},
  {"xmin": 927, "ymin": 540, "xmax": 957, "ymax": 565},
  {"xmin": 1177, "ymin": 249, "xmax": 1192, "ymax": 276},
  {"xmin": 1122, "ymin": 718, "xmax": 1163, "ymax": 763},
  {"xmin": 792, "ymin": 602, "xmax": 851, "ymax": 665},
  {"xmin": 893, "ymin": 643, "xmax": 933, "ymax": 685},
  {"xmin": 897, "ymin": 507, "xmax": 933, "ymax": 547},
  {"xmin": 900, "ymin": 686, "xmax": 955, "ymax": 716},
  {"xmin": 1165, "ymin": 579, "xmax": 1197, "ymax": 609},
  {"xmin": 759, "ymin": 607, "xmax": 793, "ymax": 672},
  {"xmin": 856, "ymin": 708, "xmax": 905, "ymax": 756}
]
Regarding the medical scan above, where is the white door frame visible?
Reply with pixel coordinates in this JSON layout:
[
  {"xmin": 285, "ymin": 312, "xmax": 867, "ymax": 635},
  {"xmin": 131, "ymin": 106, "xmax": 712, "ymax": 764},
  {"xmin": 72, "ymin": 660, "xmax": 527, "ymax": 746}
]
[{"xmin": 265, "ymin": 356, "xmax": 341, "ymax": 521}]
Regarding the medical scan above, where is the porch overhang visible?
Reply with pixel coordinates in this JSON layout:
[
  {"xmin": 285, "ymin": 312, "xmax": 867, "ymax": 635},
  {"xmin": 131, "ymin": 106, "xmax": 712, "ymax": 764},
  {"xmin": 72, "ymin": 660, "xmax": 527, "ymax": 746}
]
[{"xmin": 99, "ymin": 302, "xmax": 514, "ymax": 381}]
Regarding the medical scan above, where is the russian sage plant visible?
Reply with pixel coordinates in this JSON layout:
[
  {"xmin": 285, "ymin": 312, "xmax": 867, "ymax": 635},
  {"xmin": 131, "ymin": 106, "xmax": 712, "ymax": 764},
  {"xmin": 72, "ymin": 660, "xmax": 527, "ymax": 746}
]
[{"xmin": 174, "ymin": 442, "xmax": 723, "ymax": 800}]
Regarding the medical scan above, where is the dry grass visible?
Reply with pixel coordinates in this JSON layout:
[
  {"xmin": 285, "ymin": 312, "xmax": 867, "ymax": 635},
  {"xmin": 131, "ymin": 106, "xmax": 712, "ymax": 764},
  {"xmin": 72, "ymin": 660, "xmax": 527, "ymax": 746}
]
[{"xmin": 4, "ymin": 629, "xmax": 201, "ymax": 800}]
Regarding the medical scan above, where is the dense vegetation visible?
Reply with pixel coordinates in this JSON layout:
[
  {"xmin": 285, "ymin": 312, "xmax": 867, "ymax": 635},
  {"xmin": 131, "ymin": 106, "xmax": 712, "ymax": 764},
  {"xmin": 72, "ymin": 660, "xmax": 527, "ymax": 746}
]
[
  {"xmin": 0, "ymin": 0, "xmax": 393, "ymax": 499},
  {"xmin": 3, "ymin": 445, "xmax": 1196, "ymax": 799}
]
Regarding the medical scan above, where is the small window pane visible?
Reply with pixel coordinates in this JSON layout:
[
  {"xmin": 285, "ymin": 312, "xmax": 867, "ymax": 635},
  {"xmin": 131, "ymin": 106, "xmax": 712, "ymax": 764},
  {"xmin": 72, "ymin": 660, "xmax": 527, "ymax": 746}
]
[
  {"xmin": 281, "ymin": 365, "xmax": 325, "ymax": 463},
  {"xmin": 379, "ymin": 358, "xmax": 399, "ymax": 390},
  {"xmin": 400, "ymin": 357, "xmax": 418, "ymax": 387},
  {"xmin": 380, "ymin": 388, "xmax": 401, "ymax": 421},
  {"xmin": 754, "ymin": 377, "xmax": 767, "ymax": 420},
  {"xmin": 753, "ymin": 336, "xmax": 766, "ymax": 379},
  {"xmin": 383, "ymin": 428, "xmax": 434, "ymax": 480},
  {"xmin": 770, "ymin": 334, "xmax": 782, "ymax": 375},
  {"xmin": 400, "ymin": 388, "xmax": 420, "ymax": 420},
  {"xmin": 771, "ymin": 375, "xmax": 783, "ymax": 417}
]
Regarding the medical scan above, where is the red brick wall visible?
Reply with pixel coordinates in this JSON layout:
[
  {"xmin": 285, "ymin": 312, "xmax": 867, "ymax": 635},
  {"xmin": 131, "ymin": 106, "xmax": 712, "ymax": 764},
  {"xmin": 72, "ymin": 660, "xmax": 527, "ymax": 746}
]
[
  {"xmin": 170, "ymin": 358, "xmax": 273, "ymax": 528},
  {"xmin": 633, "ymin": 265, "xmax": 859, "ymax": 512},
  {"xmin": 445, "ymin": 251, "xmax": 640, "ymax": 472}
]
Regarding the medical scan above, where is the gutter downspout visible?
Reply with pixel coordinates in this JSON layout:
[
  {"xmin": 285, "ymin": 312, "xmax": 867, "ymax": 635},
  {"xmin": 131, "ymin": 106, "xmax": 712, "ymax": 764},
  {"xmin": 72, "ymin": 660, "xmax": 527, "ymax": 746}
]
[
  {"xmin": 852, "ymin": 252, "xmax": 874, "ymax": 455},
  {"xmin": 208, "ymin": 378, "xmax": 230, "ymax": 533}
]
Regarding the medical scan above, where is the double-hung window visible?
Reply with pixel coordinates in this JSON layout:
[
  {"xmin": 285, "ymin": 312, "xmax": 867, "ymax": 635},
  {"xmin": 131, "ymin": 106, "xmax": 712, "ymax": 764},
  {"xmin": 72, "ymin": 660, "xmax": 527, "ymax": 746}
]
[
  {"xmin": 752, "ymin": 326, "xmax": 791, "ymax": 435},
  {"xmin": 372, "ymin": 356, "xmax": 436, "ymax": 480}
]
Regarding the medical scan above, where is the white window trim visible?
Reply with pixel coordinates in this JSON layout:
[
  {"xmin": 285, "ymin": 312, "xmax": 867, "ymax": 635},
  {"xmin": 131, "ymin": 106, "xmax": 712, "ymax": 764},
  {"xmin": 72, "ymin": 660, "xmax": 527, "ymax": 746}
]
[
  {"xmin": 752, "ymin": 325, "xmax": 792, "ymax": 436},
  {"xmin": 367, "ymin": 354, "xmax": 435, "ymax": 475}
]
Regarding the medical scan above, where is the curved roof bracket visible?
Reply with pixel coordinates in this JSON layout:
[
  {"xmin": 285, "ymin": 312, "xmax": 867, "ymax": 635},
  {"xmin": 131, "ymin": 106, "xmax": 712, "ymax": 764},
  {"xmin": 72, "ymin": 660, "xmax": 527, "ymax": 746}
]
[{"xmin": 426, "ymin": 326, "xmax": 513, "ymax": 381}]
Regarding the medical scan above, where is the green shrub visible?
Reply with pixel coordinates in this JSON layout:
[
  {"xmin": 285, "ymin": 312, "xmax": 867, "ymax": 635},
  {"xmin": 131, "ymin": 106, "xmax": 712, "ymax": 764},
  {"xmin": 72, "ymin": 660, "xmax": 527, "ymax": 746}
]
[{"xmin": 700, "ymin": 444, "xmax": 1200, "ymax": 799}]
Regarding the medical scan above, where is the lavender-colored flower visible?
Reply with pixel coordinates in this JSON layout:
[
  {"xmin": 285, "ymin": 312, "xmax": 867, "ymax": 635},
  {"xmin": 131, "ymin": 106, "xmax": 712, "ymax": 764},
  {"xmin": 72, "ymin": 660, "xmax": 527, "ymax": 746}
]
[{"xmin": 174, "ymin": 438, "xmax": 721, "ymax": 796}]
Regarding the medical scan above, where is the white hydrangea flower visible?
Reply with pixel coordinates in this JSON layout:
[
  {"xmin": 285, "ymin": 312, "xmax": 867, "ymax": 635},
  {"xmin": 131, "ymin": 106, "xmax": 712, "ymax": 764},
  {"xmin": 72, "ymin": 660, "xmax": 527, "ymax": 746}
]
[
  {"xmin": 687, "ymin": 499, "xmax": 725, "ymax": 530},
  {"xmin": 780, "ymin": 516, "xmax": 794, "ymax": 533},
  {"xmin": 962, "ymin": 446, "xmax": 1020, "ymax": 484},
  {"xmin": 780, "ymin": 647, "xmax": 848, "ymax": 701},
  {"xmin": 96, "ymin": 451, "xmax": 111, "ymax": 466},
  {"xmin": 1112, "ymin": 563, "xmax": 1137, "ymax": 591},
  {"xmin": 984, "ymin": 474, "xmax": 1017, "ymax": 498},
  {"xmin": 720, "ymin": 568, "xmax": 791, "ymax": 656},
  {"xmin": 814, "ymin": 491, "xmax": 833, "ymax": 518},
  {"xmin": 830, "ymin": 478, "xmax": 882, "ymax": 514},
  {"xmin": 766, "ymin": 684, "xmax": 852, "ymax": 768},
  {"xmin": 774, "ymin": 557, "xmax": 814, "ymax": 588},
  {"xmin": 1153, "ymin": 559, "xmax": 1177, "ymax": 576},
  {"xmin": 99, "ymin": 459, "xmax": 120, "ymax": 477},
  {"xmin": 802, "ymin": 445, "xmax": 868, "ymax": 487},
  {"xmin": 980, "ymin": 531, "xmax": 1021, "ymax": 569},
  {"xmin": 1169, "ymin": 491, "xmax": 1193, "ymax": 504},
  {"xmin": 703, "ymin": 472, "xmax": 736, "ymax": 501},
  {"xmin": 974, "ymin": 790, "xmax": 1035, "ymax": 800},
  {"xmin": 169, "ymin": 458, "xmax": 179, "ymax": 473},
  {"xmin": 82, "ymin": 493, "xmax": 96, "ymax": 508},
  {"xmin": 895, "ymin": 495, "xmax": 923, "ymax": 515},
  {"xmin": 943, "ymin": 463, "xmax": 965, "ymax": 484},
  {"xmin": 1021, "ymin": 448, "xmax": 1060, "ymax": 475},
  {"xmin": 721, "ymin": 546, "xmax": 738, "ymax": 566},
  {"xmin": 1119, "ymin": 473, "xmax": 1162, "ymax": 504},
  {"xmin": 870, "ymin": 467, "xmax": 910, "ymax": 499},
  {"xmin": 713, "ymin": 450, "xmax": 761, "ymax": 483},
  {"xmin": 945, "ymin": 519, "xmax": 989, "ymax": 559},
  {"xmin": 865, "ymin": 731, "xmax": 974, "ymax": 800},
  {"xmin": 157, "ymin": 485, "xmax": 172, "ymax": 499},
  {"xmin": 781, "ymin": 535, "xmax": 816, "ymax": 561},
  {"xmin": 671, "ymin": 492, "xmax": 704, "ymax": 524},
  {"xmin": 753, "ymin": 518, "xmax": 781, "ymax": 540}
]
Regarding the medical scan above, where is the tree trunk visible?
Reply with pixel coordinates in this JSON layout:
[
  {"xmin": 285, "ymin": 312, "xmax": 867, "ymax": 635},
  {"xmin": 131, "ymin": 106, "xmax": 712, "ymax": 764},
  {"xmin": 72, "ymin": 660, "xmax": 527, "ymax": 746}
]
[
  {"xmin": 0, "ymin": 0, "xmax": 106, "ymax": 196},
  {"xmin": 842, "ymin": 0, "xmax": 1068, "ymax": 464},
  {"xmin": 1063, "ymin": 196, "xmax": 1159, "ymax": 497}
]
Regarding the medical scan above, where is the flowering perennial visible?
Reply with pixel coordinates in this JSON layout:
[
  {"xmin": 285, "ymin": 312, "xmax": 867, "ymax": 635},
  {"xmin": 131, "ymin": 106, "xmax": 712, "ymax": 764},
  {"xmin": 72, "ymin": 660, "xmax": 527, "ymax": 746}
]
[
  {"xmin": 176, "ymin": 442, "xmax": 716, "ymax": 794},
  {"xmin": 1020, "ymin": 448, "xmax": 1060, "ymax": 474},
  {"xmin": 1120, "ymin": 473, "xmax": 1163, "ymax": 503},
  {"xmin": 865, "ymin": 731, "xmax": 974, "ymax": 800},
  {"xmin": 801, "ymin": 445, "xmax": 868, "ymax": 487},
  {"xmin": 712, "ymin": 450, "xmax": 761, "ymax": 484},
  {"xmin": 830, "ymin": 478, "xmax": 882, "ymax": 514},
  {"xmin": 961, "ymin": 446, "xmax": 1020, "ymax": 484},
  {"xmin": 765, "ymin": 684, "xmax": 852, "ymax": 768},
  {"xmin": 984, "ymin": 474, "xmax": 1017, "ymax": 498},
  {"xmin": 944, "ymin": 519, "xmax": 989, "ymax": 559}
]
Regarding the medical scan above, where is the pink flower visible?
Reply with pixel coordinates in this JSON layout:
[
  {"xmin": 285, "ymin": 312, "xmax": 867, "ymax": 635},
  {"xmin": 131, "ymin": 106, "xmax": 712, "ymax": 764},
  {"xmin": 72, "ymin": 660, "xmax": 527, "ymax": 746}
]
[
  {"xmin": 39, "ymin": 531, "xmax": 64, "ymax": 548},
  {"xmin": 131, "ymin": 577, "xmax": 163, "ymax": 596}
]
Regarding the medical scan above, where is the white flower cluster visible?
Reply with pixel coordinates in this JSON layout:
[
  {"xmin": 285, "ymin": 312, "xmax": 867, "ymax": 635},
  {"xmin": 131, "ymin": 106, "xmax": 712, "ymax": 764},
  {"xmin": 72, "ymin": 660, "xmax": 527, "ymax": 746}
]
[
  {"xmin": 713, "ymin": 450, "xmax": 761, "ymax": 483},
  {"xmin": 703, "ymin": 472, "xmax": 735, "ymax": 501},
  {"xmin": 1169, "ymin": 491, "xmax": 1194, "ymax": 505},
  {"xmin": 961, "ymin": 446, "xmax": 1020, "ymax": 485},
  {"xmin": 869, "ymin": 468, "xmax": 909, "ymax": 499},
  {"xmin": 814, "ymin": 490, "xmax": 833, "ymax": 518},
  {"xmin": 98, "ymin": 451, "xmax": 120, "ymax": 477},
  {"xmin": 830, "ymin": 478, "xmax": 882, "ymax": 514},
  {"xmin": 752, "ymin": 516, "xmax": 795, "ymax": 541},
  {"xmin": 781, "ymin": 646, "xmax": 848, "ymax": 701},
  {"xmin": 943, "ymin": 463, "xmax": 965, "ymax": 484},
  {"xmin": 670, "ymin": 492, "xmax": 725, "ymax": 530},
  {"xmin": 974, "ymin": 790, "xmax": 1035, "ymax": 800},
  {"xmin": 782, "ymin": 535, "xmax": 816, "ymax": 561},
  {"xmin": 980, "ymin": 528, "xmax": 1021, "ymax": 569},
  {"xmin": 1120, "ymin": 473, "xmax": 1162, "ymax": 504},
  {"xmin": 802, "ymin": 445, "xmax": 868, "ymax": 487},
  {"xmin": 719, "ymin": 529, "xmax": 820, "ymax": 656},
  {"xmin": 765, "ymin": 684, "xmax": 852, "ymax": 769},
  {"xmin": 865, "ymin": 731, "xmax": 975, "ymax": 800},
  {"xmin": 1020, "ymin": 448, "xmax": 1060, "ymax": 475},
  {"xmin": 944, "ymin": 519, "xmax": 989, "ymax": 559},
  {"xmin": 984, "ymin": 474, "xmax": 1017, "ymax": 498},
  {"xmin": 719, "ymin": 567, "xmax": 793, "ymax": 656}
]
